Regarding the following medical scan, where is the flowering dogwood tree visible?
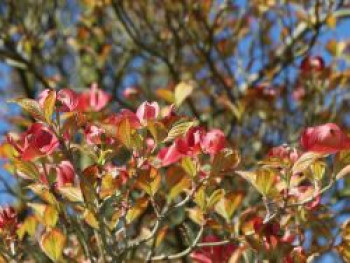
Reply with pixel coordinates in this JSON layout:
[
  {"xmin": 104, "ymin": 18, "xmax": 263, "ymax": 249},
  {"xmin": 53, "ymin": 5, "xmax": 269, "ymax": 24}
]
[
  {"xmin": 1, "ymin": 1, "xmax": 350, "ymax": 262},
  {"xmin": 0, "ymin": 84, "xmax": 349, "ymax": 262}
]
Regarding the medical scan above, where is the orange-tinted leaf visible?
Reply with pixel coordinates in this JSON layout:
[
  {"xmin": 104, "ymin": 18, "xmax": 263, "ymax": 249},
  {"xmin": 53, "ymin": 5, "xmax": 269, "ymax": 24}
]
[
  {"xmin": 43, "ymin": 90, "xmax": 56, "ymax": 123},
  {"xmin": 126, "ymin": 197, "xmax": 149, "ymax": 224}
]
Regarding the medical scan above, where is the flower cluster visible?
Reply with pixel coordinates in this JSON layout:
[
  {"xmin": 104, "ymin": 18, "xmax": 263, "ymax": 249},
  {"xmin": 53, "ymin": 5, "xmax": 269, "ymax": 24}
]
[{"xmin": 0, "ymin": 86, "xmax": 349, "ymax": 262}]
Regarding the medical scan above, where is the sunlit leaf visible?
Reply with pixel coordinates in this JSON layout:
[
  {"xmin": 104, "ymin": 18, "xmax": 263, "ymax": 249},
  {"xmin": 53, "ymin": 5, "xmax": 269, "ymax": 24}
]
[
  {"xmin": 43, "ymin": 90, "xmax": 56, "ymax": 124},
  {"xmin": 9, "ymin": 98, "xmax": 45, "ymax": 121},
  {"xmin": 58, "ymin": 186, "xmax": 84, "ymax": 203},
  {"xmin": 163, "ymin": 121, "xmax": 196, "ymax": 143},
  {"xmin": 40, "ymin": 228, "xmax": 66, "ymax": 262},
  {"xmin": 126, "ymin": 197, "xmax": 149, "ymax": 224},
  {"xmin": 174, "ymin": 81, "xmax": 194, "ymax": 107},
  {"xmin": 292, "ymin": 152, "xmax": 324, "ymax": 175},
  {"xmin": 14, "ymin": 160, "xmax": 40, "ymax": 180},
  {"xmin": 181, "ymin": 157, "xmax": 197, "ymax": 178}
]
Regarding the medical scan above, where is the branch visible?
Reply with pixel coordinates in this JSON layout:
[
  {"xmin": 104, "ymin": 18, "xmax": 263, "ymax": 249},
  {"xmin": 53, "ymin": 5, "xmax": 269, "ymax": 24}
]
[{"xmin": 239, "ymin": 7, "xmax": 350, "ymax": 91}]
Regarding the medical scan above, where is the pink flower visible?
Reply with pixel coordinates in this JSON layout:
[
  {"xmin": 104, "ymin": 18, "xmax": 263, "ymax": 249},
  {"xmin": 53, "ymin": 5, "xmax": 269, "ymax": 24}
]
[
  {"xmin": 300, "ymin": 56, "xmax": 324, "ymax": 72},
  {"xmin": 37, "ymin": 89, "xmax": 51, "ymax": 106},
  {"xmin": 56, "ymin": 161, "xmax": 75, "ymax": 188},
  {"xmin": 136, "ymin": 101, "xmax": 159, "ymax": 124},
  {"xmin": 78, "ymin": 83, "xmax": 111, "ymax": 111},
  {"xmin": 38, "ymin": 88, "xmax": 79, "ymax": 112},
  {"xmin": 39, "ymin": 161, "xmax": 75, "ymax": 188},
  {"xmin": 201, "ymin": 129, "xmax": 226, "ymax": 155},
  {"xmin": 84, "ymin": 125, "xmax": 113, "ymax": 145},
  {"xmin": 57, "ymin": 88, "xmax": 79, "ymax": 112},
  {"xmin": 157, "ymin": 127, "xmax": 205, "ymax": 166},
  {"xmin": 191, "ymin": 235, "xmax": 236, "ymax": 263},
  {"xmin": 300, "ymin": 123, "xmax": 350, "ymax": 154},
  {"xmin": 268, "ymin": 145, "xmax": 300, "ymax": 163},
  {"xmin": 84, "ymin": 125, "xmax": 105, "ymax": 145},
  {"xmin": 7, "ymin": 123, "xmax": 59, "ymax": 161},
  {"xmin": 0, "ymin": 207, "xmax": 17, "ymax": 233},
  {"xmin": 158, "ymin": 143, "xmax": 183, "ymax": 167}
]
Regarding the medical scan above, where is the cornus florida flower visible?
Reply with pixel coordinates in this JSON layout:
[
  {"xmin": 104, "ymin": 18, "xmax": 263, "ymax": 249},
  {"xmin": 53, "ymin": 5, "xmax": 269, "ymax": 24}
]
[
  {"xmin": 268, "ymin": 145, "xmax": 300, "ymax": 163},
  {"xmin": 158, "ymin": 126, "xmax": 205, "ymax": 166},
  {"xmin": 56, "ymin": 88, "xmax": 79, "ymax": 112},
  {"xmin": 78, "ymin": 83, "xmax": 111, "ymax": 112},
  {"xmin": 7, "ymin": 123, "xmax": 59, "ymax": 161},
  {"xmin": 38, "ymin": 88, "xmax": 79, "ymax": 112},
  {"xmin": 190, "ymin": 235, "xmax": 236, "ymax": 263},
  {"xmin": 136, "ymin": 101, "xmax": 160, "ymax": 124},
  {"xmin": 300, "ymin": 55, "xmax": 325, "ymax": 72},
  {"xmin": 40, "ymin": 161, "xmax": 75, "ymax": 188},
  {"xmin": 300, "ymin": 123, "xmax": 350, "ymax": 154},
  {"xmin": 201, "ymin": 129, "xmax": 226, "ymax": 155}
]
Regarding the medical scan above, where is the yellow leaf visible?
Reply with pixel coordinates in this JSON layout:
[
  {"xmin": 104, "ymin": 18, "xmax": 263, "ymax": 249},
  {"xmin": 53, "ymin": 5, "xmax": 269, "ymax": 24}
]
[
  {"xmin": 292, "ymin": 152, "xmax": 325, "ymax": 175},
  {"xmin": 156, "ymin": 88, "xmax": 174, "ymax": 103},
  {"xmin": 44, "ymin": 206, "xmax": 59, "ymax": 227},
  {"xmin": 116, "ymin": 118, "xmax": 132, "ymax": 148},
  {"xmin": 207, "ymin": 189, "xmax": 225, "ymax": 209},
  {"xmin": 40, "ymin": 228, "xmax": 66, "ymax": 262},
  {"xmin": 58, "ymin": 186, "xmax": 84, "ymax": 203},
  {"xmin": 43, "ymin": 90, "xmax": 56, "ymax": 124},
  {"xmin": 310, "ymin": 161, "xmax": 326, "ymax": 181},
  {"xmin": 215, "ymin": 192, "xmax": 243, "ymax": 222},
  {"xmin": 256, "ymin": 168, "xmax": 277, "ymax": 196},
  {"xmin": 83, "ymin": 209, "xmax": 99, "ymax": 229},
  {"xmin": 187, "ymin": 207, "xmax": 204, "ymax": 225},
  {"xmin": 27, "ymin": 183, "xmax": 58, "ymax": 205},
  {"xmin": 194, "ymin": 187, "xmax": 207, "ymax": 211},
  {"xmin": 326, "ymin": 15, "xmax": 336, "ymax": 29},
  {"xmin": 163, "ymin": 121, "xmax": 196, "ymax": 143},
  {"xmin": 136, "ymin": 167, "xmax": 161, "ymax": 196},
  {"xmin": 181, "ymin": 157, "xmax": 197, "ymax": 177},
  {"xmin": 16, "ymin": 215, "xmax": 38, "ymax": 240},
  {"xmin": 174, "ymin": 81, "xmax": 195, "ymax": 107},
  {"xmin": 126, "ymin": 197, "xmax": 149, "ymax": 224}
]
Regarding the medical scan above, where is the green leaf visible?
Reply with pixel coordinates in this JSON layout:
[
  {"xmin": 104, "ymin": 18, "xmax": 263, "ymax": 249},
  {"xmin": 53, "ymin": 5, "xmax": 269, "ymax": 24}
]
[
  {"xmin": 43, "ymin": 90, "xmax": 56, "ymax": 124},
  {"xmin": 14, "ymin": 160, "xmax": 40, "ymax": 180},
  {"xmin": 9, "ymin": 98, "xmax": 45, "ymax": 121},
  {"xmin": 174, "ymin": 81, "xmax": 195, "ymax": 107},
  {"xmin": 40, "ymin": 228, "xmax": 66, "ymax": 262}
]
